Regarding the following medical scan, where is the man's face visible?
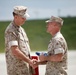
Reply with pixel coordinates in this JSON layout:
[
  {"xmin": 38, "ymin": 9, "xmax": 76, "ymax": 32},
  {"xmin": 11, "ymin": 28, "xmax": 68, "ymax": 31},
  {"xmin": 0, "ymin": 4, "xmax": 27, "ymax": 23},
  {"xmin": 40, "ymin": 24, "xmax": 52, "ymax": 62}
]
[
  {"xmin": 46, "ymin": 22, "xmax": 58, "ymax": 34},
  {"xmin": 46, "ymin": 22, "xmax": 54, "ymax": 33},
  {"xmin": 15, "ymin": 15, "xmax": 26, "ymax": 26}
]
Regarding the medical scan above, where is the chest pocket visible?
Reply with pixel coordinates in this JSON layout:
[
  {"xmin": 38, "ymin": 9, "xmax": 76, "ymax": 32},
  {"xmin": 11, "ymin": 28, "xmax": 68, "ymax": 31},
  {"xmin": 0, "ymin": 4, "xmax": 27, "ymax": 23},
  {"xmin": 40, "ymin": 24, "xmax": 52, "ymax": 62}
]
[
  {"xmin": 19, "ymin": 32, "xmax": 24, "ymax": 41},
  {"xmin": 17, "ymin": 32, "xmax": 26, "ymax": 48}
]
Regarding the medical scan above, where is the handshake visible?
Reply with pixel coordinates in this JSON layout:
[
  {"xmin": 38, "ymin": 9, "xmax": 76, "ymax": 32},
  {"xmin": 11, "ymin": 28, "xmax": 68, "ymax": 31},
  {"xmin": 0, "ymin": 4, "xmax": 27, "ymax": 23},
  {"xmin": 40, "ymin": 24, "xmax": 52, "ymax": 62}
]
[
  {"xmin": 29, "ymin": 52, "xmax": 48, "ymax": 69},
  {"xmin": 30, "ymin": 52, "xmax": 48, "ymax": 69}
]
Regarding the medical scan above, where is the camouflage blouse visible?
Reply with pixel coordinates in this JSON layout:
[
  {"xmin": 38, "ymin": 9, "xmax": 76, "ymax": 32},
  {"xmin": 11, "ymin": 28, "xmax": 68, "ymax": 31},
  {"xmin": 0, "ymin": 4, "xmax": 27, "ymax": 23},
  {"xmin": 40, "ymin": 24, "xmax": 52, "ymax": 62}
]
[
  {"xmin": 5, "ymin": 21, "xmax": 32, "ymax": 75},
  {"xmin": 45, "ymin": 32, "xmax": 68, "ymax": 75}
]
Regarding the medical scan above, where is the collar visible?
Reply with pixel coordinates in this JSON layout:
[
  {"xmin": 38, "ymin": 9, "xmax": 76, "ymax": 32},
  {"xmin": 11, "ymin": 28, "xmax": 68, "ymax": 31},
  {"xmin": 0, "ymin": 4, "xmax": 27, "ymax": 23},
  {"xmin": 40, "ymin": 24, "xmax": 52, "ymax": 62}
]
[{"xmin": 12, "ymin": 21, "xmax": 21, "ymax": 32}]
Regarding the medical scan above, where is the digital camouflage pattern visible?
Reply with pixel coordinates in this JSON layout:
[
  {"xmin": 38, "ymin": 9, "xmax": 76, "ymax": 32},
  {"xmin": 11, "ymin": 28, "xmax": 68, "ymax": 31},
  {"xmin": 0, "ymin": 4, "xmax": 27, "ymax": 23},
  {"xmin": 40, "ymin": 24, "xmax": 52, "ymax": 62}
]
[
  {"xmin": 5, "ymin": 21, "xmax": 32, "ymax": 75},
  {"xmin": 45, "ymin": 32, "xmax": 68, "ymax": 75}
]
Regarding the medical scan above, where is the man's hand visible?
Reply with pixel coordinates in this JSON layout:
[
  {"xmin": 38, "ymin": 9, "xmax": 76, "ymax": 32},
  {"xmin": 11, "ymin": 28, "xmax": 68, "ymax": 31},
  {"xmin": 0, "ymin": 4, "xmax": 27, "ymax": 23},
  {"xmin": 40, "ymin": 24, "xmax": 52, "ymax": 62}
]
[
  {"xmin": 32, "ymin": 59, "xmax": 38, "ymax": 69},
  {"xmin": 29, "ymin": 59, "xmax": 38, "ymax": 69}
]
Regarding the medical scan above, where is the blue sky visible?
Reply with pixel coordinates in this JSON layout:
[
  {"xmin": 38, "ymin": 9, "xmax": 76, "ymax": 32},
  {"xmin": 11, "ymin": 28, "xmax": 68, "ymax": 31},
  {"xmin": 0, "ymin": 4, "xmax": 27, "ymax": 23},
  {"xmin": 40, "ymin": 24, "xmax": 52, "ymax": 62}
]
[{"xmin": 0, "ymin": 0, "xmax": 76, "ymax": 21}]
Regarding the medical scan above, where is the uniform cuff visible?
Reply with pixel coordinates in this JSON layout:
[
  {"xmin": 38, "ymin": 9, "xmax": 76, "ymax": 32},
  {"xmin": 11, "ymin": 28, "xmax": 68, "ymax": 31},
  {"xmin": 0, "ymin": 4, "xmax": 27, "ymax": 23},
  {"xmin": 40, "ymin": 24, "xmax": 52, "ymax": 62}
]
[
  {"xmin": 9, "ymin": 40, "xmax": 18, "ymax": 48},
  {"xmin": 54, "ymin": 48, "xmax": 64, "ymax": 54}
]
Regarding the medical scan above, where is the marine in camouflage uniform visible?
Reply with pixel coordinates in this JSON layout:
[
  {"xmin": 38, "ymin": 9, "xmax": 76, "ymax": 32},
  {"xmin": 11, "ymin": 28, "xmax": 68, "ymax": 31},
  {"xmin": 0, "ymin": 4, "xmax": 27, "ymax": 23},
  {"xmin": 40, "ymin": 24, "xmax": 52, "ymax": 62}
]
[
  {"xmin": 38, "ymin": 16, "xmax": 68, "ymax": 75},
  {"xmin": 45, "ymin": 31, "xmax": 68, "ymax": 75},
  {"xmin": 5, "ymin": 6, "xmax": 34, "ymax": 75},
  {"xmin": 5, "ymin": 21, "xmax": 32, "ymax": 75}
]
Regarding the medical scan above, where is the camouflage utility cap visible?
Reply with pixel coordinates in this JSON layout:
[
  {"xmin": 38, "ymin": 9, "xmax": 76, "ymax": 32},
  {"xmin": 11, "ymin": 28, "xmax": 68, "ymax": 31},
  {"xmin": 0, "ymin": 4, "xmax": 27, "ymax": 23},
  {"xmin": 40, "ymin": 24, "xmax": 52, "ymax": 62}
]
[
  {"xmin": 13, "ymin": 6, "xmax": 30, "ymax": 18},
  {"xmin": 46, "ymin": 16, "xmax": 63, "ymax": 25}
]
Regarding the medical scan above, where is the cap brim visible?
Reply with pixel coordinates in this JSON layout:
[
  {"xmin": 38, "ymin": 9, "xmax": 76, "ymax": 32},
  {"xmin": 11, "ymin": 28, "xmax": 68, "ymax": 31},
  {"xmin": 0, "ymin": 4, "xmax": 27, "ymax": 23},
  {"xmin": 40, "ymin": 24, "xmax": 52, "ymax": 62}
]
[
  {"xmin": 22, "ymin": 13, "xmax": 30, "ymax": 18},
  {"xmin": 45, "ymin": 20, "xmax": 52, "ymax": 23}
]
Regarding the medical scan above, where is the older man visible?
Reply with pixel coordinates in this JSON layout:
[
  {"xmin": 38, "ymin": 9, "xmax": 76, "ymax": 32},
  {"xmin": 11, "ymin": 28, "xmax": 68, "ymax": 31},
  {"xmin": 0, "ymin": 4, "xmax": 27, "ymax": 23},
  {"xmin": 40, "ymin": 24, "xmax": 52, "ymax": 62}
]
[
  {"xmin": 38, "ymin": 16, "xmax": 68, "ymax": 75},
  {"xmin": 5, "ymin": 6, "xmax": 36, "ymax": 75}
]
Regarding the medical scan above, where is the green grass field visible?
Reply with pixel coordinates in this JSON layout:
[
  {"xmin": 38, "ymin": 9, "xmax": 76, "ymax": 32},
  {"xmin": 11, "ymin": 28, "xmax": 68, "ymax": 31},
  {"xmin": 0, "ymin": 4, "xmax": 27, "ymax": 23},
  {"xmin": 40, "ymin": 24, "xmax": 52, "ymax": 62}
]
[{"xmin": 0, "ymin": 17, "xmax": 76, "ymax": 53}]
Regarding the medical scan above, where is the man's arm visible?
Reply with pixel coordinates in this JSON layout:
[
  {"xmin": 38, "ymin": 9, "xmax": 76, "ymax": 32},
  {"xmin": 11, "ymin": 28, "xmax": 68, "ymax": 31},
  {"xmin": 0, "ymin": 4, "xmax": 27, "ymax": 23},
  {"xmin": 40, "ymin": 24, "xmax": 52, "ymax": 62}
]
[
  {"xmin": 11, "ymin": 46, "xmax": 36, "ymax": 68},
  {"xmin": 39, "ymin": 53, "xmax": 63, "ymax": 62}
]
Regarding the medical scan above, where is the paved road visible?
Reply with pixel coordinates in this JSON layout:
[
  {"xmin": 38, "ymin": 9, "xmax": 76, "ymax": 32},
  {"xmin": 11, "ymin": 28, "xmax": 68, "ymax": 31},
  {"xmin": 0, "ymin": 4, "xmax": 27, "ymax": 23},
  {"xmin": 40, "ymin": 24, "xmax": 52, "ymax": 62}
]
[{"xmin": 0, "ymin": 51, "xmax": 76, "ymax": 75}]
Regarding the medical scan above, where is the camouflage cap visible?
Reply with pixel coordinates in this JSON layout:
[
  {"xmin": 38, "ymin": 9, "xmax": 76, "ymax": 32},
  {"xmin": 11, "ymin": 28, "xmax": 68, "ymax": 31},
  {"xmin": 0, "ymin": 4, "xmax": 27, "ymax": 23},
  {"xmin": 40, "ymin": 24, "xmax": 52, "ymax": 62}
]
[
  {"xmin": 45, "ymin": 16, "xmax": 63, "ymax": 25},
  {"xmin": 13, "ymin": 6, "xmax": 30, "ymax": 18}
]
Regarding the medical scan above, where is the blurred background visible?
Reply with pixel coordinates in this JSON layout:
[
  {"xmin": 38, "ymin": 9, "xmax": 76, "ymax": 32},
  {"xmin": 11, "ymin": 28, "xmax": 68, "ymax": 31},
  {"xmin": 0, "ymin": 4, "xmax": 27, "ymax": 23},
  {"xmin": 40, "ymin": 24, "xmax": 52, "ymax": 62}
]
[
  {"xmin": 0, "ymin": 0, "xmax": 76, "ymax": 75},
  {"xmin": 0, "ymin": 0, "xmax": 76, "ymax": 52}
]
